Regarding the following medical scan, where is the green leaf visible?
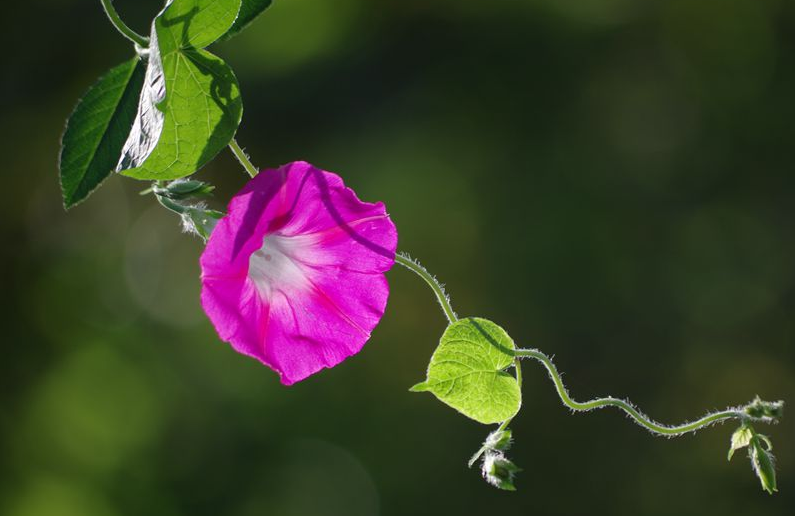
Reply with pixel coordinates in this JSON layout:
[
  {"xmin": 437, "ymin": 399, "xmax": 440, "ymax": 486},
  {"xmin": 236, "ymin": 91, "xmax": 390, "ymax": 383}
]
[
  {"xmin": 120, "ymin": 49, "xmax": 242, "ymax": 180},
  {"xmin": 118, "ymin": 0, "xmax": 243, "ymax": 181},
  {"xmin": 158, "ymin": 0, "xmax": 242, "ymax": 51},
  {"xmin": 218, "ymin": 0, "xmax": 273, "ymax": 42},
  {"xmin": 59, "ymin": 57, "xmax": 145, "ymax": 208},
  {"xmin": 727, "ymin": 425, "xmax": 753, "ymax": 461},
  {"xmin": 410, "ymin": 317, "xmax": 521, "ymax": 424}
]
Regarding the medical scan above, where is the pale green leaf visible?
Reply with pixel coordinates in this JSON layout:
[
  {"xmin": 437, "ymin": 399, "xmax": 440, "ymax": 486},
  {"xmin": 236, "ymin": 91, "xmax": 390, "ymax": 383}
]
[
  {"xmin": 727, "ymin": 425, "xmax": 753, "ymax": 461},
  {"xmin": 59, "ymin": 58, "xmax": 145, "ymax": 208},
  {"xmin": 411, "ymin": 317, "xmax": 521, "ymax": 425}
]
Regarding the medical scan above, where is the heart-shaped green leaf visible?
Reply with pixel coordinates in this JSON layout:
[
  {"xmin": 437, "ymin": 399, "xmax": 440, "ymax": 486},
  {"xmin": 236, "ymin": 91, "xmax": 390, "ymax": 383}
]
[
  {"xmin": 118, "ymin": 0, "xmax": 243, "ymax": 180},
  {"xmin": 59, "ymin": 57, "xmax": 145, "ymax": 208},
  {"xmin": 411, "ymin": 317, "xmax": 521, "ymax": 424}
]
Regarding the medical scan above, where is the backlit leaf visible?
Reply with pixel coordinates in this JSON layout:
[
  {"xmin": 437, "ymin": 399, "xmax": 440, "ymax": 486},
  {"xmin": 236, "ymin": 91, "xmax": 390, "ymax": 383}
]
[{"xmin": 411, "ymin": 317, "xmax": 521, "ymax": 425}]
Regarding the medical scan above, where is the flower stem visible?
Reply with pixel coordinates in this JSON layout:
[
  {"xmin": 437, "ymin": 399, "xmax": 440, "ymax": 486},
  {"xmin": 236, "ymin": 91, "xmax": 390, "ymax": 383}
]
[
  {"xmin": 228, "ymin": 138, "xmax": 259, "ymax": 178},
  {"xmin": 514, "ymin": 347, "xmax": 763, "ymax": 436},
  {"xmin": 394, "ymin": 253, "xmax": 457, "ymax": 324},
  {"xmin": 100, "ymin": 0, "xmax": 149, "ymax": 47}
]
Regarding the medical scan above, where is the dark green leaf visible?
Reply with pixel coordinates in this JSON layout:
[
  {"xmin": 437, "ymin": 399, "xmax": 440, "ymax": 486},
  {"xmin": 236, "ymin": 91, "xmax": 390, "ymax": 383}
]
[
  {"xmin": 59, "ymin": 58, "xmax": 145, "ymax": 208},
  {"xmin": 218, "ymin": 0, "xmax": 272, "ymax": 42}
]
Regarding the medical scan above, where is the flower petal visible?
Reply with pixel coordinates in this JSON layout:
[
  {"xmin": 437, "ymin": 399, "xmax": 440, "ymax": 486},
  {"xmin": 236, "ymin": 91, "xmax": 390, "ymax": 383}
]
[{"xmin": 200, "ymin": 161, "xmax": 397, "ymax": 384}]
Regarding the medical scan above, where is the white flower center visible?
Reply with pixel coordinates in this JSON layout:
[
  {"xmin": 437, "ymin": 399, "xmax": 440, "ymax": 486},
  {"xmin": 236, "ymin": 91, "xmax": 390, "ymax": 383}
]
[{"xmin": 248, "ymin": 234, "xmax": 311, "ymax": 300}]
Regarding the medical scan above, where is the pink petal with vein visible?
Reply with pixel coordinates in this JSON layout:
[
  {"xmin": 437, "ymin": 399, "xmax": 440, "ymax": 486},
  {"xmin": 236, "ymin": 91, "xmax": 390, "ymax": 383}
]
[{"xmin": 200, "ymin": 161, "xmax": 397, "ymax": 385}]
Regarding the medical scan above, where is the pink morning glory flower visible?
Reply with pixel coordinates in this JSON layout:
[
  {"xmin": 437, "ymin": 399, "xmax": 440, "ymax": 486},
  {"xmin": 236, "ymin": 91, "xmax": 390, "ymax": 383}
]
[{"xmin": 199, "ymin": 161, "xmax": 398, "ymax": 385}]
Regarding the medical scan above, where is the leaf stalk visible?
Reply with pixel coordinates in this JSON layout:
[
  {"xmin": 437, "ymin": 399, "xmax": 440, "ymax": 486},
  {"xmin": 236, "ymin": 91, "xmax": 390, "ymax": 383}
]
[{"xmin": 100, "ymin": 0, "xmax": 149, "ymax": 47}]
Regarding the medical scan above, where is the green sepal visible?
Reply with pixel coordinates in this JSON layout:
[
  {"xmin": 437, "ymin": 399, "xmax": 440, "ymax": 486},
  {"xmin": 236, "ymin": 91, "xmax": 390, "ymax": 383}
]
[
  {"xmin": 482, "ymin": 451, "xmax": 521, "ymax": 491},
  {"xmin": 156, "ymin": 179, "xmax": 216, "ymax": 199}
]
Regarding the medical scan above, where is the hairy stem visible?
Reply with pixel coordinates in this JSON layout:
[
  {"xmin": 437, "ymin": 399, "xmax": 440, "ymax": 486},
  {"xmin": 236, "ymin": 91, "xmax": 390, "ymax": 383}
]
[
  {"xmin": 514, "ymin": 347, "xmax": 755, "ymax": 436},
  {"xmin": 228, "ymin": 138, "xmax": 259, "ymax": 178},
  {"xmin": 100, "ymin": 0, "xmax": 149, "ymax": 47},
  {"xmin": 394, "ymin": 253, "xmax": 458, "ymax": 324},
  {"xmin": 496, "ymin": 358, "xmax": 523, "ymax": 430}
]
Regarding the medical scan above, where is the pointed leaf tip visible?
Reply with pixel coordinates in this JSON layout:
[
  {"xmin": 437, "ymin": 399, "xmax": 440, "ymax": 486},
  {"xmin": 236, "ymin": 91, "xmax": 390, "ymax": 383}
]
[{"xmin": 409, "ymin": 382, "xmax": 429, "ymax": 392}]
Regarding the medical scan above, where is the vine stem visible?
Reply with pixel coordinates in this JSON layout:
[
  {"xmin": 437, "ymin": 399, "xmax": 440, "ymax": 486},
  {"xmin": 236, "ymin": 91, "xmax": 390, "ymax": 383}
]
[
  {"xmin": 514, "ymin": 348, "xmax": 745, "ymax": 436},
  {"xmin": 395, "ymin": 252, "xmax": 777, "ymax": 439},
  {"xmin": 394, "ymin": 253, "xmax": 457, "ymax": 324},
  {"xmin": 395, "ymin": 252, "xmax": 523, "ymax": 436},
  {"xmin": 100, "ymin": 0, "xmax": 149, "ymax": 47},
  {"xmin": 229, "ymin": 138, "xmax": 259, "ymax": 178}
]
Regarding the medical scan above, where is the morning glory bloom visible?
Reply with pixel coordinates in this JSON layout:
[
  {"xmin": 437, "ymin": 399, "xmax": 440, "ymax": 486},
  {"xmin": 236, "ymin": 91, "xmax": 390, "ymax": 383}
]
[{"xmin": 200, "ymin": 161, "xmax": 397, "ymax": 385}]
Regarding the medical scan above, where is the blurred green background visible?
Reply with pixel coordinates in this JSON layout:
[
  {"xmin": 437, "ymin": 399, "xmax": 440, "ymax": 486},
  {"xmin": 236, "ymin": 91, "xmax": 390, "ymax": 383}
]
[{"xmin": 1, "ymin": 0, "xmax": 794, "ymax": 515}]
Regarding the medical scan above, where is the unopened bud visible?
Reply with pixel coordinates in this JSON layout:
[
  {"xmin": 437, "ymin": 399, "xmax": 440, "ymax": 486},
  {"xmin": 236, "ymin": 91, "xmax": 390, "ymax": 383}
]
[
  {"xmin": 481, "ymin": 451, "xmax": 521, "ymax": 491},
  {"xmin": 750, "ymin": 437, "xmax": 777, "ymax": 494},
  {"xmin": 744, "ymin": 397, "xmax": 784, "ymax": 420},
  {"xmin": 181, "ymin": 205, "xmax": 224, "ymax": 241},
  {"xmin": 485, "ymin": 429, "xmax": 513, "ymax": 452},
  {"xmin": 155, "ymin": 179, "xmax": 216, "ymax": 200}
]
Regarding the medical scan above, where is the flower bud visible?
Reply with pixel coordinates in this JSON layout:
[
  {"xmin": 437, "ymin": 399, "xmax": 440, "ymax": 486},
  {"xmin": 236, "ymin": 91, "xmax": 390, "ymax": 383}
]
[
  {"xmin": 485, "ymin": 429, "xmax": 513, "ymax": 452},
  {"xmin": 744, "ymin": 397, "xmax": 784, "ymax": 420},
  {"xmin": 750, "ymin": 437, "xmax": 777, "ymax": 494},
  {"xmin": 158, "ymin": 179, "xmax": 215, "ymax": 199},
  {"xmin": 181, "ymin": 205, "xmax": 224, "ymax": 241},
  {"xmin": 481, "ymin": 451, "xmax": 521, "ymax": 491}
]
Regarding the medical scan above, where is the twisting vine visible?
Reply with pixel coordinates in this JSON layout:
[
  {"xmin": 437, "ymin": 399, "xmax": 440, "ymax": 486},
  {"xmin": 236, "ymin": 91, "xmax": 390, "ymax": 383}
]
[
  {"xmin": 58, "ymin": 0, "xmax": 784, "ymax": 496},
  {"xmin": 395, "ymin": 253, "xmax": 782, "ymax": 492}
]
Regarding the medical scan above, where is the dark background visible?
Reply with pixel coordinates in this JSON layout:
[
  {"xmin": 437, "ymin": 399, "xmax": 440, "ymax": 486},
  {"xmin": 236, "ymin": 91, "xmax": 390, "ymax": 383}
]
[{"xmin": 1, "ymin": 1, "xmax": 794, "ymax": 515}]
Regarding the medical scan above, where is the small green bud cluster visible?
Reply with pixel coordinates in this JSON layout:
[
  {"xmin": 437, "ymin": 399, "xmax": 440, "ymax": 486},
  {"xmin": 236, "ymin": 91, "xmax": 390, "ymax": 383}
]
[
  {"xmin": 472, "ymin": 429, "xmax": 521, "ymax": 491},
  {"xmin": 744, "ymin": 397, "xmax": 784, "ymax": 421},
  {"xmin": 482, "ymin": 451, "xmax": 521, "ymax": 491},
  {"xmin": 147, "ymin": 179, "xmax": 224, "ymax": 241}
]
